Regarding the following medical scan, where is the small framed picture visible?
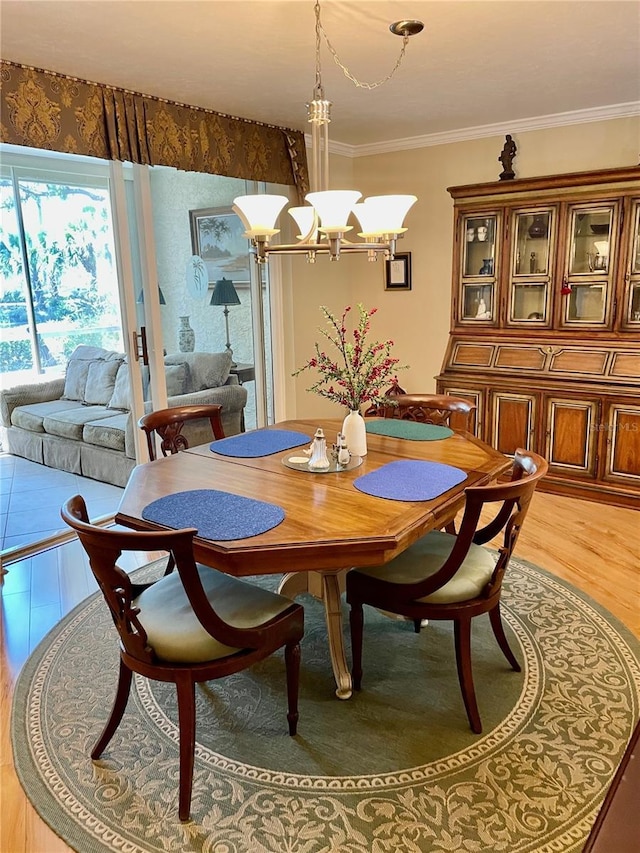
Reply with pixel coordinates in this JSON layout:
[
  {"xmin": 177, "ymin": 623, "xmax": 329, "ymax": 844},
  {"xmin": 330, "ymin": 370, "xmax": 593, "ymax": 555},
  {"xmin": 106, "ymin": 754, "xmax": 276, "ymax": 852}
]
[
  {"xmin": 385, "ymin": 252, "xmax": 412, "ymax": 291},
  {"xmin": 189, "ymin": 206, "xmax": 251, "ymax": 286}
]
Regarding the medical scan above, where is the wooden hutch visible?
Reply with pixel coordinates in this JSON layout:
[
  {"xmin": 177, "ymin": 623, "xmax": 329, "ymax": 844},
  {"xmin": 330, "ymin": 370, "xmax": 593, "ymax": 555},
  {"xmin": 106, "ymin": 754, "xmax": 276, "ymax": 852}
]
[{"xmin": 436, "ymin": 166, "xmax": 640, "ymax": 507}]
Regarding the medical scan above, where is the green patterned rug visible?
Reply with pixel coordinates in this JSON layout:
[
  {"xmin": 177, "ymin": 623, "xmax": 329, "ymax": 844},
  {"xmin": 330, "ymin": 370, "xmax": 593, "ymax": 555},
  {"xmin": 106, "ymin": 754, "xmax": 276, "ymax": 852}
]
[{"xmin": 12, "ymin": 557, "xmax": 640, "ymax": 852}]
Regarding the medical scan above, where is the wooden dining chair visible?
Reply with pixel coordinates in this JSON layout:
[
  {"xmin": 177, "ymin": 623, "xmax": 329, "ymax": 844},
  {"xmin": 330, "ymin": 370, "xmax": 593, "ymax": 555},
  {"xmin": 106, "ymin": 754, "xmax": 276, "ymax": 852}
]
[
  {"xmin": 347, "ymin": 449, "xmax": 548, "ymax": 734},
  {"xmin": 380, "ymin": 393, "xmax": 476, "ymax": 431},
  {"xmin": 61, "ymin": 495, "xmax": 304, "ymax": 821},
  {"xmin": 138, "ymin": 403, "xmax": 226, "ymax": 460}
]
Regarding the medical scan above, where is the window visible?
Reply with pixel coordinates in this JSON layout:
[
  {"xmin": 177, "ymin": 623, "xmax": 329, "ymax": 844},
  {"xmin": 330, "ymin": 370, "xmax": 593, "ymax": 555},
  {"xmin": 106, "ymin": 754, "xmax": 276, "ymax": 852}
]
[{"xmin": 0, "ymin": 153, "xmax": 123, "ymax": 385}]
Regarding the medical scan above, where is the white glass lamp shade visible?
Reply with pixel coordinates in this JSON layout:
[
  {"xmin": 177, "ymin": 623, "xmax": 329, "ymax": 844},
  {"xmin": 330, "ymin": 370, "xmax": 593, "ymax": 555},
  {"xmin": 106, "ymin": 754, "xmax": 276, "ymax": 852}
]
[
  {"xmin": 233, "ymin": 194, "xmax": 288, "ymax": 237},
  {"xmin": 289, "ymin": 206, "xmax": 318, "ymax": 241},
  {"xmin": 306, "ymin": 190, "xmax": 361, "ymax": 234},
  {"xmin": 354, "ymin": 194, "xmax": 418, "ymax": 237}
]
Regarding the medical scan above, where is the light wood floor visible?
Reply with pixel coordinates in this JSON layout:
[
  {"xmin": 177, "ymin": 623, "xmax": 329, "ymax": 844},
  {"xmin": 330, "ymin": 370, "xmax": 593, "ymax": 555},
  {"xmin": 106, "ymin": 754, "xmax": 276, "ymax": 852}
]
[{"xmin": 1, "ymin": 492, "xmax": 638, "ymax": 853}]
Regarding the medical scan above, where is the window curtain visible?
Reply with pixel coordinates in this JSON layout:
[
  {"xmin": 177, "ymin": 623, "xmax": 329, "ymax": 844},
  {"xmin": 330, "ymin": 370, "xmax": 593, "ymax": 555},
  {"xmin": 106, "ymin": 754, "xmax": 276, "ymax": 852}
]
[{"xmin": 0, "ymin": 61, "xmax": 309, "ymax": 200}]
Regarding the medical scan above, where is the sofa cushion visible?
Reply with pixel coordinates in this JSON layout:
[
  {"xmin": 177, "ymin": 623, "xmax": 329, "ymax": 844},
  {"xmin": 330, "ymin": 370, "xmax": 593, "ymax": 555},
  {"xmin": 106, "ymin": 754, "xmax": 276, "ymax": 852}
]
[
  {"xmin": 165, "ymin": 363, "xmax": 187, "ymax": 396},
  {"xmin": 62, "ymin": 358, "xmax": 92, "ymax": 401},
  {"xmin": 84, "ymin": 359, "xmax": 122, "ymax": 406},
  {"xmin": 83, "ymin": 413, "xmax": 128, "ymax": 452},
  {"xmin": 43, "ymin": 406, "xmax": 118, "ymax": 441},
  {"xmin": 63, "ymin": 346, "xmax": 126, "ymax": 401},
  {"xmin": 108, "ymin": 362, "xmax": 131, "ymax": 410},
  {"xmin": 164, "ymin": 351, "xmax": 232, "ymax": 393},
  {"xmin": 11, "ymin": 400, "xmax": 87, "ymax": 433}
]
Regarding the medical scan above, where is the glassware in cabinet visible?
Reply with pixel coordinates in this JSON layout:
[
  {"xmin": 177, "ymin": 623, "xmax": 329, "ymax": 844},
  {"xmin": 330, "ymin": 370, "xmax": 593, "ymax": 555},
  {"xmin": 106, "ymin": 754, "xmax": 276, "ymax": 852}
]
[{"xmin": 568, "ymin": 205, "xmax": 613, "ymax": 275}]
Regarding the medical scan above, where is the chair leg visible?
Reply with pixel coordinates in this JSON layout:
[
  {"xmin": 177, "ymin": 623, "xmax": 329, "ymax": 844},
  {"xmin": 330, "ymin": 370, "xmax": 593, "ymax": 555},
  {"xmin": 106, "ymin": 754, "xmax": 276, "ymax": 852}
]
[
  {"xmin": 413, "ymin": 619, "xmax": 422, "ymax": 633},
  {"xmin": 91, "ymin": 658, "xmax": 133, "ymax": 759},
  {"xmin": 453, "ymin": 618, "xmax": 482, "ymax": 734},
  {"xmin": 349, "ymin": 601, "xmax": 364, "ymax": 690},
  {"xmin": 176, "ymin": 676, "xmax": 196, "ymax": 822},
  {"xmin": 489, "ymin": 603, "xmax": 521, "ymax": 672},
  {"xmin": 444, "ymin": 521, "xmax": 457, "ymax": 535},
  {"xmin": 284, "ymin": 641, "xmax": 301, "ymax": 736}
]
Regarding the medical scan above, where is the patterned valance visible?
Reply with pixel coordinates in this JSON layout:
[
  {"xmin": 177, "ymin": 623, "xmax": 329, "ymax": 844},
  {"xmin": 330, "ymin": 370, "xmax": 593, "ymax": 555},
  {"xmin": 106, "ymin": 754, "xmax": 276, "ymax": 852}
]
[{"xmin": 0, "ymin": 60, "xmax": 309, "ymax": 199}]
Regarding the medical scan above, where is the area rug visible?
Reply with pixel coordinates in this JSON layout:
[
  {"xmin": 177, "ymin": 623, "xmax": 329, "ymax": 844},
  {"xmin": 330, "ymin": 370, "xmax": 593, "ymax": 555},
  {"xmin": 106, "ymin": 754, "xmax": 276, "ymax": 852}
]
[{"xmin": 12, "ymin": 557, "xmax": 640, "ymax": 853}]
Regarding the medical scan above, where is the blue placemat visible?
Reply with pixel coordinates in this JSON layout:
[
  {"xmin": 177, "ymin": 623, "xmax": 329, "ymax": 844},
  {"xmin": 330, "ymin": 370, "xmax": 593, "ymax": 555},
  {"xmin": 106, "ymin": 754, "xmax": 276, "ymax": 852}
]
[
  {"xmin": 142, "ymin": 489, "xmax": 285, "ymax": 540},
  {"xmin": 211, "ymin": 428, "xmax": 311, "ymax": 457},
  {"xmin": 365, "ymin": 421, "xmax": 453, "ymax": 441},
  {"xmin": 353, "ymin": 460, "xmax": 467, "ymax": 501}
]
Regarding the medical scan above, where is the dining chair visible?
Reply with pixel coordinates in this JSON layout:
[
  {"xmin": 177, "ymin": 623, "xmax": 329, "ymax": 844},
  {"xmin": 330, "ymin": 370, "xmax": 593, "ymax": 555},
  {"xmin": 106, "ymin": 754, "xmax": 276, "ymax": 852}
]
[
  {"xmin": 346, "ymin": 448, "xmax": 548, "ymax": 734},
  {"xmin": 61, "ymin": 495, "xmax": 304, "ymax": 821},
  {"xmin": 380, "ymin": 393, "xmax": 476, "ymax": 431},
  {"xmin": 138, "ymin": 403, "xmax": 225, "ymax": 460}
]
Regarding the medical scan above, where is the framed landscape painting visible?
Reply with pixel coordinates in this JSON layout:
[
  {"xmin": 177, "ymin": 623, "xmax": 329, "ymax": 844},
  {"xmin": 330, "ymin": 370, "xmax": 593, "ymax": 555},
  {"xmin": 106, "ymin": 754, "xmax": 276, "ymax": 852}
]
[{"xmin": 189, "ymin": 207, "xmax": 251, "ymax": 284}]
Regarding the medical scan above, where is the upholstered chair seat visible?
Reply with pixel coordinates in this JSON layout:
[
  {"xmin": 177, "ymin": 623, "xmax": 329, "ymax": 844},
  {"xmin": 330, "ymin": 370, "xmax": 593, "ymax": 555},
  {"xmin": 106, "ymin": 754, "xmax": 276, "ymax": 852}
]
[
  {"xmin": 356, "ymin": 530, "xmax": 496, "ymax": 604},
  {"xmin": 135, "ymin": 566, "xmax": 300, "ymax": 663}
]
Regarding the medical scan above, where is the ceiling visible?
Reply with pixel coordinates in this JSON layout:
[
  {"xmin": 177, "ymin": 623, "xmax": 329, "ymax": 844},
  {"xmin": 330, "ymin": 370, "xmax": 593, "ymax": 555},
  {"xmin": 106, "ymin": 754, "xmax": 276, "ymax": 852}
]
[{"xmin": 2, "ymin": 0, "xmax": 639, "ymax": 149}]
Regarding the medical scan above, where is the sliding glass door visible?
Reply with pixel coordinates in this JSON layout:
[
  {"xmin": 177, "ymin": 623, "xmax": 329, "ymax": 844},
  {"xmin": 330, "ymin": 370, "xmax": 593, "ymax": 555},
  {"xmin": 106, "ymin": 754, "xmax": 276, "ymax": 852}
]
[{"xmin": 0, "ymin": 153, "xmax": 123, "ymax": 387}]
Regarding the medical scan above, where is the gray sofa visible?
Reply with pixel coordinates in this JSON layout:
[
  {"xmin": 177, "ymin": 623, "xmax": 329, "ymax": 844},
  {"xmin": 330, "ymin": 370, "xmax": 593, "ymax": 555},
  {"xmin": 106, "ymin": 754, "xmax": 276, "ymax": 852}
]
[{"xmin": 0, "ymin": 345, "xmax": 248, "ymax": 487}]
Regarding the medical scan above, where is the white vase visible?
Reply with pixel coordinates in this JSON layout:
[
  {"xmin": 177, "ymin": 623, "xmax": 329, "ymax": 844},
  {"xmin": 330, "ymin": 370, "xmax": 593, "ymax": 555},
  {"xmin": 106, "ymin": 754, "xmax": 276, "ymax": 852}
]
[
  {"xmin": 178, "ymin": 315, "xmax": 195, "ymax": 353},
  {"xmin": 342, "ymin": 409, "xmax": 367, "ymax": 457}
]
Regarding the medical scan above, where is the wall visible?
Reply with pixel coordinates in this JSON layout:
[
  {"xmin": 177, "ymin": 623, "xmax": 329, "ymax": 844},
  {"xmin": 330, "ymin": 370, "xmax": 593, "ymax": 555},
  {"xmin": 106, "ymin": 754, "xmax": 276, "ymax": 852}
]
[
  {"xmin": 148, "ymin": 169, "xmax": 250, "ymax": 360},
  {"xmin": 284, "ymin": 116, "xmax": 640, "ymax": 421}
]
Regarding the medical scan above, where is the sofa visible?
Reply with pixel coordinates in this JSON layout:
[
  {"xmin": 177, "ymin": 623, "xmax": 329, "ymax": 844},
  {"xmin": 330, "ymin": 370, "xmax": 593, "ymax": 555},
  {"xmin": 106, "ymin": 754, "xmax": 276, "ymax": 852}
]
[{"xmin": 0, "ymin": 345, "xmax": 248, "ymax": 487}]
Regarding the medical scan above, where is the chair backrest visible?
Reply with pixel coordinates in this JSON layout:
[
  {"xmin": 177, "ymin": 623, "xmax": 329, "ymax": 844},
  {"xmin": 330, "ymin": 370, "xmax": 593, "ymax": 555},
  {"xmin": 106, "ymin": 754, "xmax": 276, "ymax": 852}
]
[
  {"xmin": 381, "ymin": 393, "xmax": 476, "ymax": 429},
  {"xmin": 364, "ymin": 379, "xmax": 408, "ymax": 416},
  {"xmin": 404, "ymin": 449, "xmax": 548, "ymax": 601},
  {"xmin": 138, "ymin": 404, "xmax": 225, "ymax": 460},
  {"xmin": 60, "ymin": 495, "xmax": 264, "ymax": 663}
]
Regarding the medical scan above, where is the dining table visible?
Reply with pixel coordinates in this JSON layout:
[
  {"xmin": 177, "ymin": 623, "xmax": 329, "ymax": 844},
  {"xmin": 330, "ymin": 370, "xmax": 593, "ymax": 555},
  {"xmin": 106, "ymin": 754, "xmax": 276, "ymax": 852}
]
[{"xmin": 115, "ymin": 417, "xmax": 511, "ymax": 699}]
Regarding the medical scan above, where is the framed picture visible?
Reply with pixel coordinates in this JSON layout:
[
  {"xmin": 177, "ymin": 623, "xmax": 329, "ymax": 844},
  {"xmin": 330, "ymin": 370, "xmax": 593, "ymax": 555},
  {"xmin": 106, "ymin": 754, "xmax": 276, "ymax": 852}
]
[
  {"xmin": 189, "ymin": 207, "xmax": 251, "ymax": 285},
  {"xmin": 385, "ymin": 252, "xmax": 412, "ymax": 291}
]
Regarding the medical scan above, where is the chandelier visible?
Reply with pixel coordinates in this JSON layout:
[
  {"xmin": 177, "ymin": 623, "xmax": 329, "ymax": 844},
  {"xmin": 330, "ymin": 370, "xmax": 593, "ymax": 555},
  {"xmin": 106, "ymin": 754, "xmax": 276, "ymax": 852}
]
[{"xmin": 233, "ymin": 0, "xmax": 423, "ymax": 264}]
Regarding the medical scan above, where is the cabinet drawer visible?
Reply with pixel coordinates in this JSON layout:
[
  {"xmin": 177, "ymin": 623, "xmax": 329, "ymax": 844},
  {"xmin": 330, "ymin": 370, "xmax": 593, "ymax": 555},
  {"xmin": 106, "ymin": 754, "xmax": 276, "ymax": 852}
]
[
  {"xmin": 495, "ymin": 346, "xmax": 546, "ymax": 371},
  {"xmin": 609, "ymin": 352, "xmax": 640, "ymax": 380},
  {"xmin": 549, "ymin": 349, "xmax": 609, "ymax": 377},
  {"xmin": 451, "ymin": 342, "xmax": 494, "ymax": 368}
]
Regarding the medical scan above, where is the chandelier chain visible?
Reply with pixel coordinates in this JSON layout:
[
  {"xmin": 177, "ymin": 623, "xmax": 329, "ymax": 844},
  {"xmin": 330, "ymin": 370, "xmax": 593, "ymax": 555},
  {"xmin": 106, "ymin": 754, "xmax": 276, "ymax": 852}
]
[{"xmin": 314, "ymin": 0, "xmax": 410, "ymax": 92}]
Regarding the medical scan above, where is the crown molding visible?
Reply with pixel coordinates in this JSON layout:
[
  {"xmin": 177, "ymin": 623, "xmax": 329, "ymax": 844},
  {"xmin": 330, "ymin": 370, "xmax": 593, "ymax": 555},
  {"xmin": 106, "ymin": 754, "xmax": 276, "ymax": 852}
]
[{"xmin": 321, "ymin": 101, "xmax": 640, "ymax": 159}]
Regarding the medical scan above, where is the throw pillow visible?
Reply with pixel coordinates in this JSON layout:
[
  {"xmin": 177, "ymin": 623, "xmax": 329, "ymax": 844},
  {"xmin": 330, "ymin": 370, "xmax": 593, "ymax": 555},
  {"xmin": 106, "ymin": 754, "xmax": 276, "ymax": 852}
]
[
  {"xmin": 164, "ymin": 351, "xmax": 232, "ymax": 392},
  {"xmin": 108, "ymin": 363, "xmax": 132, "ymax": 411},
  {"xmin": 84, "ymin": 360, "xmax": 122, "ymax": 406},
  {"xmin": 62, "ymin": 359, "xmax": 92, "ymax": 401},
  {"xmin": 165, "ymin": 363, "xmax": 187, "ymax": 397}
]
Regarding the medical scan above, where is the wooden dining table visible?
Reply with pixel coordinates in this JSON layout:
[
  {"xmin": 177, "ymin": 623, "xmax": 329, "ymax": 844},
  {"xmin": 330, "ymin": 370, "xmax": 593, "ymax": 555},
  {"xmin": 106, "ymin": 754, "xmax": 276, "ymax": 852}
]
[{"xmin": 115, "ymin": 417, "xmax": 511, "ymax": 699}]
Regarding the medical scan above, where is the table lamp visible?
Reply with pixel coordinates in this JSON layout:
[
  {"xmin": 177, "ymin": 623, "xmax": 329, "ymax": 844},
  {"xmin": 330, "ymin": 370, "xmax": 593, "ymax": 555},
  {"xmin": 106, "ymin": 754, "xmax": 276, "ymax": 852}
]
[{"xmin": 210, "ymin": 277, "xmax": 240, "ymax": 366}]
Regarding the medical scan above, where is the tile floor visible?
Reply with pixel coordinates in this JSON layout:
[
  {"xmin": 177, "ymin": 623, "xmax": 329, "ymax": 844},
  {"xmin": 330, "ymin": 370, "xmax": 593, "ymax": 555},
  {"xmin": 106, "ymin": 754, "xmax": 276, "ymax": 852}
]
[{"xmin": 0, "ymin": 454, "xmax": 124, "ymax": 552}]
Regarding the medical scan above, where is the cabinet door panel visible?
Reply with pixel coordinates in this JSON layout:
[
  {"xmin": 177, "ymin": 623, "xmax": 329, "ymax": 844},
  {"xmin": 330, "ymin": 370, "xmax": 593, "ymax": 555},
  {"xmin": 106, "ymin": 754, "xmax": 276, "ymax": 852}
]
[
  {"xmin": 604, "ymin": 405, "xmax": 640, "ymax": 482},
  {"xmin": 441, "ymin": 386, "xmax": 482, "ymax": 435},
  {"xmin": 490, "ymin": 392, "xmax": 536, "ymax": 455},
  {"xmin": 545, "ymin": 398, "xmax": 598, "ymax": 476}
]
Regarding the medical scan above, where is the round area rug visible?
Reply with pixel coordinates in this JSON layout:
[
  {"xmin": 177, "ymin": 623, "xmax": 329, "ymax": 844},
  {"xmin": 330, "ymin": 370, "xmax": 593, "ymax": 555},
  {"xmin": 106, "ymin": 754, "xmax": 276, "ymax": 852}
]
[{"xmin": 12, "ymin": 557, "xmax": 640, "ymax": 853}]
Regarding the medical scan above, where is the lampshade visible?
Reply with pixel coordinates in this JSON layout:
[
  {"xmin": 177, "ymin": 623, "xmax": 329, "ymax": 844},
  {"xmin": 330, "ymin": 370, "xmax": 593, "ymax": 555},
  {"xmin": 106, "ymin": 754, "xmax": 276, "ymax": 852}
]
[
  {"xmin": 305, "ymin": 190, "xmax": 361, "ymax": 234},
  {"xmin": 289, "ymin": 205, "xmax": 318, "ymax": 241},
  {"xmin": 233, "ymin": 195, "xmax": 288, "ymax": 238},
  {"xmin": 210, "ymin": 278, "xmax": 241, "ymax": 306},
  {"xmin": 136, "ymin": 287, "xmax": 166, "ymax": 305},
  {"xmin": 353, "ymin": 195, "xmax": 418, "ymax": 237}
]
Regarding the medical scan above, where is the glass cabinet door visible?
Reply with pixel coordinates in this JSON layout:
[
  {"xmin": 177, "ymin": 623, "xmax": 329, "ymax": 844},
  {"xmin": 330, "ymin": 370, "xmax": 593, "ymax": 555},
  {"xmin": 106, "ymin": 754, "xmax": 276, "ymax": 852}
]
[
  {"xmin": 561, "ymin": 202, "xmax": 617, "ymax": 327},
  {"xmin": 508, "ymin": 207, "xmax": 554, "ymax": 324},
  {"xmin": 624, "ymin": 199, "xmax": 640, "ymax": 327},
  {"xmin": 460, "ymin": 213, "xmax": 498, "ymax": 322}
]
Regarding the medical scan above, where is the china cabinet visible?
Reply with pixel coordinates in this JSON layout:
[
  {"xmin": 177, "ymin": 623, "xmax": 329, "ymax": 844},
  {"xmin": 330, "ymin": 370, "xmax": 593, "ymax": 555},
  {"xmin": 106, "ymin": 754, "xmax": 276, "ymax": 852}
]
[{"xmin": 437, "ymin": 166, "xmax": 640, "ymax": 507}]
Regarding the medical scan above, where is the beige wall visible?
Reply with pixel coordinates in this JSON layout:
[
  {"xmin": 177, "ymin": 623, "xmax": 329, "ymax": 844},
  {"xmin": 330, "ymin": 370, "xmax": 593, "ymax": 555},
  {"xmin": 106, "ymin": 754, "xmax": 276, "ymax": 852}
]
[{"xmin": 284, "ymin": 116, "xmax": 640, "ymax": 420}]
